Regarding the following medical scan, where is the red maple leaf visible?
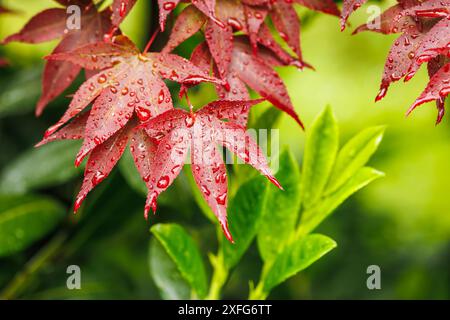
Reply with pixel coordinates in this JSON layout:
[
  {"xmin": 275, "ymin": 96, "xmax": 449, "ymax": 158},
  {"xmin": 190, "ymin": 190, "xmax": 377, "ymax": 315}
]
[
  {"xmin": 6, "ymin": 0, "xmax": 360, "ymax": 244},
  {"xmin": 345, "ymin": 0, "xmax": 450, "ymax": 123},
  {"xmin": 140, "ymin": 99, "xmax": 282, "ymax": 242},
  {"xmin": 352, "ymin": 0, "xmax": 419, "ymax": 35},
  {"xmin": 178, "ymin": 37, "xmax": 304, "ymax": 128},
  {"xmin": 111, "ymin": 0, "xmax": 138, "ymax": 28},
  {"xmin": 158, "ymin": 0, "xmax": 224, "ymax": 31},
  {"xmin": 163, "ymin": 0, "xmax": 339, "ymax": 65},
  {"xmin": 1, "ymin": 0, "xmax": 135, "ymax": 116},
  {"xmin": 38, "ymin": 35, "xmax": 223, "ymax": 211},
  {"xmin": 161, "ymin": 0, "xmax": 340, "ymax": 128},
  {"xmin": 341, "ymin": 0, "xmax": 368, "ymax": 30},
  {"xmin": 409, "ymin": 56, "xmax": 449, "ymax": 124}
]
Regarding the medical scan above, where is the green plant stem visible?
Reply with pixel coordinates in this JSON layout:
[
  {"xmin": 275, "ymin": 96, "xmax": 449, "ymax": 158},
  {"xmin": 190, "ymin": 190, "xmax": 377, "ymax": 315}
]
[
  {"xmin": 206, "ymin": 253, "xmax": 229, "ymax": 300},
  {"xmin": 249, "ymin": 217, "xmax": 308, "ymax": 301},
  {"xmin": 0, "ymin": 232, "xmax": 67, "ymax": 299},
  {"xmin": 248, "ymin": 282, "xmax": 268, "ymax": 300}
]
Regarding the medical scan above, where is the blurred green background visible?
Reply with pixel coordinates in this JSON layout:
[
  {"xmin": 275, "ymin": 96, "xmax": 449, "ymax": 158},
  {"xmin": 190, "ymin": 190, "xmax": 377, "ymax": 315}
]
[{"xmin": 0, "ymin": 0, "xmax": 448, "ymax": 299}]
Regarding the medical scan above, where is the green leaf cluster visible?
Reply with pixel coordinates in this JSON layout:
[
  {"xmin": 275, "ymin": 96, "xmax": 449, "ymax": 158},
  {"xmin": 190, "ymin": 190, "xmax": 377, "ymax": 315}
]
[{"xmin": 148, "ymin": 106, "xmax": 385, "ymax": 299}]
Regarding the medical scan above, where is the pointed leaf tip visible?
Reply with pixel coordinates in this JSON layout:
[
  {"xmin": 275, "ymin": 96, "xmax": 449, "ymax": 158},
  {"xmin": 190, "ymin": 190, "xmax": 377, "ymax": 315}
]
[
  {"xmin": 144, "ymin": 202, "xmax": 157, "ymax": 220},
  {"xmin": 267, "ymin": 175, "xmax": 284, "ymax": 190},
  {"xmin": 436, "ymin": 101, "xmax": 445, "ymax": 125},
  {"xmin": 145, "ymin": 191, "xmax": 158, "ymax": 219},
  {"xmin": 221, "ymin": 219, "xmax": 234, "ymax": 244},
  {"xmin": 375, "ymin": 85, "xmax": 388, "ymax": 102},
  {"xmin": 73, "ymin": 195, "xmax": 85, "ymax": 213},
  {"xmin": 292, "ymin": 112, "xmax": 305, "ymax": 130},
  {"xmin": 74, "ymin": 152, "xmax": 87, "ymax": 167},
  {"xmin": 34, "ymin": 140, "xmax": 45, "ymax": 148}
]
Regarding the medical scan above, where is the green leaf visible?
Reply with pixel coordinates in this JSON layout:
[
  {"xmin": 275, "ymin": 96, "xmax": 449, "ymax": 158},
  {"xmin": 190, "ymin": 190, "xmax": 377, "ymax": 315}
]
[
  {"xmin": 261, "ymin": 234, "xmax": 336, "ymax": 295},
  {"xmin": 299, "ymin": 167, "xmax": 384, "ymax": 235},
  {"xmin": 301, "ymin": 106, "xmax": 339, "ymax": 209},
  {"xmin": 257, "ymin": 148, "xmax": 301, "ymax": 262},
  {"xmin": 118, "ymin": 149, "xmax": 147, "ymax": 196},
  {"xmin": 250, "ymin": 107, "xmax": 282, "ymax": 131},
  {"xmin": 0, "ymin": 67, "xmax": 41, "ymax": 118},
  {"xmin": 326, "ymin": 126, "xmax": 385, "ymax": 194},
  {"xmin": 0, "ymin": 194, "xmax": 65, "ymax": 257},
  {"xmin": 150, "ymin": 223, "xmax": 208, "ymax": 298},
  {"xmin": 0, "ymin": 141, "xmax": 82, "ymax": 194},
  {"xmin": 149, "ymin": 238, "xmax": 191, "ymax": 300},
  {"xmin": 221, "ymin": 176, "xmax": 268, "ymax": 269}
]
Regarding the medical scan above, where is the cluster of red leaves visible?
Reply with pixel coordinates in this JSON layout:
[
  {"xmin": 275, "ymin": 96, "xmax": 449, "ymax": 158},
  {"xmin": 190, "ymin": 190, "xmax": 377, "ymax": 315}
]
[
  {"xmin": 38, "ymin": 31, "xmax": 281, "ymax": 241},
  {"xmin": 344, "ymin": 0, "xmax": 450, "ymax": 124},
  {"xmin": 1, "ymin": 0, "xmax": 340, "ymax": 241},
  {"xmin": 2, "ymin": 0, "xmax": 116, "ymax": 115},
  {"xmin": 161, "ymin": 0, "xmax": 341, "ymax": 128}
]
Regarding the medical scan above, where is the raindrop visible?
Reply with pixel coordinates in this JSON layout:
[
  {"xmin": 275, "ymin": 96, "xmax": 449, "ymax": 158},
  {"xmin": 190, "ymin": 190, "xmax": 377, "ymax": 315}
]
[
  {"xmin": 215, "ymin": 192, "xmax": 227, "ymax": 205},
  {"xmin": 185, "ymin": 114, "xmax": 195, "ymax": 128},
  {"xmin": 92, "ymin": 171, "xmax": 106, "ymax": 185},
  {"xmin": 201, "ymin": 185, "xmax": 211, "ymax": 196},
  {"xmin": 157, "ymin": 176, "xmax": 170, "ymax": 188},
  {"xmin": 98, "ymin": 74, "xmax": 107, "ymax": 84},
  {"xmin": 136, "ymin": 106, "xmax": 151, "ymax": 121},
  {"xmin": 163, "ymin": 2, "xmax": 175, "ymax": 10}
]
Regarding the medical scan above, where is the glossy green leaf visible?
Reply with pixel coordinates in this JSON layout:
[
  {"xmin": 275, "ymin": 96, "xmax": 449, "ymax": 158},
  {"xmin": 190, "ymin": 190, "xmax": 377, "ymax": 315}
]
[
  {"xmin": 0, "ymin": 67, "xmax": 41, "ymax": 118},
  {"xmin": 221, "ymin": 176, "xmax": 268, "ymax": 269},
  {"xmin": 250, "ymin": 107, "xmax": 282, "ymax": 131},
  {"xmin": 118, "ymin": 149, "xmax": 147, "ymax": 196},
  {"xmin": 261, "ymin": 234, "xmax": 336, "ymax": 294},
  {"xmin": 326, "ymin": 126, "xmax": 385, "ymax": 194},
  {"xmin": 299, "ymin": 167, "xmax": 384, "ymax": 235},
  {"xmin": 301, "ymin": 106, "xmax": 339, "ymax": 209},
  {"xmin": 257, "ymin": 148, "xmax": 301, "ymax": 262},
  {"xmin": 0, "ymin": 194, "xmax": 65, "ymax": 257},
  {"xmin": 0, "ymin": 140, "xmax": 82, "ymax": 194},
  {"xmin": 151, "ymin": 223, "xmax": 208, "ymax": 298},
  {"xmin": 149, "ymin": 238, "xmax": 191, "ymax": 300}
]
